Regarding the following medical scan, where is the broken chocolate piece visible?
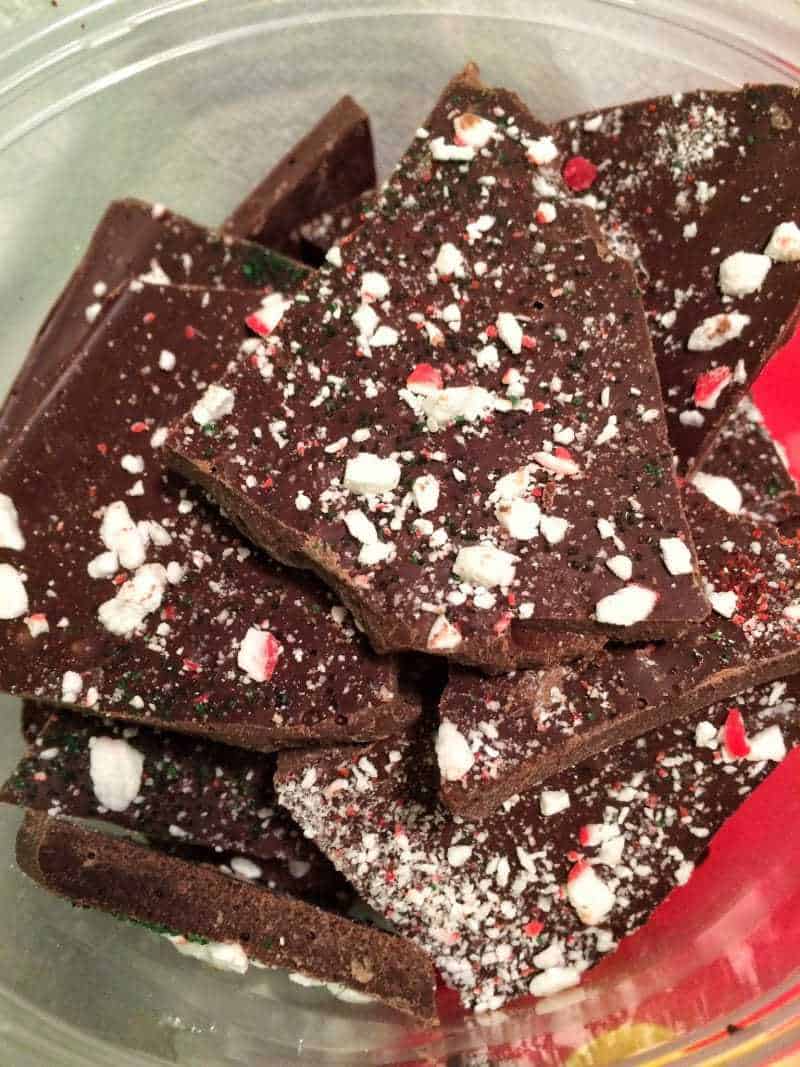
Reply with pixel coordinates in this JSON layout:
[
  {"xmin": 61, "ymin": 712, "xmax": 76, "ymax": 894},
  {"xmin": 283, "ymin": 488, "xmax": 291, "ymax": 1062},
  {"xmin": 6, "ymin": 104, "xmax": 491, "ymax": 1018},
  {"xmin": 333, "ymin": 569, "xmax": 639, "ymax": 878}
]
[
  {"xmin": 557, "ymin": 86, "xmax": 800, "ymax": 471},
  {"xmin": 276, "ymin": 676, "xmax": 798, "ymax": 1013},
  {"xmin": 0, "ymin": 283, "xmax": 418, "ymax": 749},
  {"xmin": 0, "ymin": 199, "xmax": 303, "ymax": 467},
  {"xmin": 2, "ymin": 707, "xmax": 348, "ymax": 905},
  {"xmin": 700, "ymin": 397, "xmax": 800, "ymax": 524},
  {"xmin": 16, "ymin": 811, "xmax": 437, "ymax": 1022},
  {"xmin": 438, "ymin": 487, "xmax": 800, "ymax": 818},
  {"xmin": 224, "ymin": 96, "xmax": 376, "ymax": 263},
  {"xmin": 168, "ymin": 65, "xmax": 708, "ymax": 672}
]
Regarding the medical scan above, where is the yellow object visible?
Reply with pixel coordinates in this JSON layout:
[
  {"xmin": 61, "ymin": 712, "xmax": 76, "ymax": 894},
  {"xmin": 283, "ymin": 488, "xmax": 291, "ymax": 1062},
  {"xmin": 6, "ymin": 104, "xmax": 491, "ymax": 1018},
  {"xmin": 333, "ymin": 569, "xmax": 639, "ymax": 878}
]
[{"xmin": 567, "ymin": 1023, "xmax": 674, "ymax": 1067}]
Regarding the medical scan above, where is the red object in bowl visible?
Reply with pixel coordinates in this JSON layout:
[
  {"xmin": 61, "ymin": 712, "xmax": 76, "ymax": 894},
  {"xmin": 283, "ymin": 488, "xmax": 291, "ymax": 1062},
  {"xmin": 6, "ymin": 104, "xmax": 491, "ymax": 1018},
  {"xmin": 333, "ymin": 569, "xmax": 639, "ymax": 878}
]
[{"xmin": 752, "ymin": 327, "xmax": 800, "ymax": 481}]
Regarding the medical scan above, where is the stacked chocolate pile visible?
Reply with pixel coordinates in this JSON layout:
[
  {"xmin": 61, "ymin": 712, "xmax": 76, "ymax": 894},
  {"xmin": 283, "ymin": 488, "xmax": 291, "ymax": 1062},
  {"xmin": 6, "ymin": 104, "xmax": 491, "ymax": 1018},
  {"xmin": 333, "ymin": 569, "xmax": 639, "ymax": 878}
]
[{"xmin": 1, "ymin": 67, "xmax": 799, "ymax": 1024}]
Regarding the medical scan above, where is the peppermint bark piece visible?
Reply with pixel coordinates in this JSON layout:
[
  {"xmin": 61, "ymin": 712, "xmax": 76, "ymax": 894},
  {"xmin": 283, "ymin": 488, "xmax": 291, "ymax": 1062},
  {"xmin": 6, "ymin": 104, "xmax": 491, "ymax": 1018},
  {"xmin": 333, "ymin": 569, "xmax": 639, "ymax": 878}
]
[
  {"xmin": 557, "ymin": 86, "xmax": 800, "ymax": 472},
  {"xmin": 0, "ymin": 199, "xmax": 304, "ymax": 467},
  {"xmin": 2, "ymin": 708, "xmax": 348, "ymax": 906},
  {"xmin": 16, "ymin": 811, "xmax": 437, "ymax": 1023},
  {"xmin": 225, "ymin": 96, "xmax": 376, "ymax": 264},
  {"xmin": 169, "ymin": 65, "xmax": 708, "ymax": 672},
  {"xmin": 700, "ymin": 397, "xmax": 800, "ymax": 525},
  {"xmin": 438, "ymin": 487, "xmax": 800, "ymax": 818},
  {"xmin": 276, "ymin": 677, "xmax": 798, "ymax": 1013},
  {"xmin": 0, "ymin": 283, "xmax": 417, "ymax": 749}
]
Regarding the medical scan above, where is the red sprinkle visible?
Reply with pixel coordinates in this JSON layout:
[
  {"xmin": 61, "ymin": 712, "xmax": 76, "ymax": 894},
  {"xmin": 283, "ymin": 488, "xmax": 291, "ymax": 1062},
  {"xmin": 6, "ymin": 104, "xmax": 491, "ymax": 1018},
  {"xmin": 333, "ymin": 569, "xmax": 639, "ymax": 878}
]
[
  {"xmin": 563, "ymin": 156, "xmax": 598, "ymax": 191},
  {"xmin": 184, "ymin": 325, "xmax": 197, "ymax": 340},
  {"xmin": 523, "ymin": 921, "xmax": 544, "ymax": 938},
  {"xmin": 130, "ymin": 421, "xmax": 148, "ymax": 434}
]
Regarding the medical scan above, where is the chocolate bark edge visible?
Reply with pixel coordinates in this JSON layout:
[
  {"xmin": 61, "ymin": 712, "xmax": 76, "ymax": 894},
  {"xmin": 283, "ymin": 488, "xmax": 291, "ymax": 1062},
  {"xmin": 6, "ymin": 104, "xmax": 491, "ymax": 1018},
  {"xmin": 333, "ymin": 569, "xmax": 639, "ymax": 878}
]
[
  {"xmin": 224, "ymin": 95, "xmax": 376, "ymax": 263},
  {"xmin": 16, "ymin": 811, "xmax": 438, "ymax": 1024}
]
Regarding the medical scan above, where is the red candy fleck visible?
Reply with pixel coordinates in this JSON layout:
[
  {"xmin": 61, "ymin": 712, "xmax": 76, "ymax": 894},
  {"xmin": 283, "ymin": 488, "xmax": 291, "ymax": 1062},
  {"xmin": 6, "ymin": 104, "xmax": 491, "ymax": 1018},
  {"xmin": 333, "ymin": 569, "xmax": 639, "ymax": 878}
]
[
  {"xmin": 130, "ymin": 421, "xmax": 148, "ymax": 433},
  {"xmin": 407, "ymin": 363, "xmax": 444, "ymax": 391},
  {"xmin": 723, "ymin": 707, "xmax": 751, "ymax": 758},
  {"xmin": 261, "ymin": 476, "xmax": 274, "ymax": 491},
  {"xmin": 259, "ymin": 631, "xmax": 283, "ymax": 683},
  {"xmin": 485, "ymin": 324, "xmax": 498, "ymax": 338},
  {"xmin": 568, "ymin": 860, "xmax": 588, "ymax": 881},
  {"xmin": 96, "ymin": 442, "xmax": 108, "ymax": 456},
  {"xmin": 578, "ymin": 826, "xmax": 592, "ymax": 847},
  {"xmin": 493, "ymin": 611, "xmax": 512, "ymax": 635},
  {"xmin": 183, "ymin": 658, "xmax": 202, "ymax": 674},
  {"xmin": 245, "ymin": 313, "xmax": 270, "ymax": 338},
  {"xmin": 184, "ymin": 325, "xmax": 197, "ymax": 340},
  {"xmin": 563, "ymin": 156, "xmax": 598, "ymax": 191},
  {"xmin": 693, "ymin": 365, "xmax": 732, "ymax": 410},
  {"xmin": 523, "ymin": 921, "xmax": 544, "ymax": 938},
  {"xmin": 521, "ymin": 335, "xmax": 537, "ymax": 349}
]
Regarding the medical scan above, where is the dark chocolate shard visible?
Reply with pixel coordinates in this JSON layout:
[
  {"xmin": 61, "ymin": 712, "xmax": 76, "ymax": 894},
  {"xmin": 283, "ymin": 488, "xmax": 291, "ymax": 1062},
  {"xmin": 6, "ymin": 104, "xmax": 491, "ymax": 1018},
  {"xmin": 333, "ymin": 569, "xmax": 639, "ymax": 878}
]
[
  {"xmin": 276, "ymin": 676, "xmax": 799, "ymax": 1013},
  {"xmin": 16, "ymin": 811, "xmax": 438, "ymax": 1023},
  {"xmin": 168, "ymin": 65, "xmax": 708, "ymax": 672},
  {"xmin": 438, "ymin": 487, "xmax": 800, "ymax": 818},
  {"xmin": 700, "ymin": 397, "xmax": 799, "ymax": 524},
  {"xmin": 0, "ymin": 198, "xmax": 304, "ymax": 468},
  {"xmin": 0, "ymin": 283, "xmax": 418, "ymax": 749},
  {"xmin": 556, "ymin": 86, "xmax": 800, "ymax": 472},
  {"xmin": 224, "ymin": 96, "xmax": 376, "ymax": 264},
  {"xmin": 2, "ymin": 707, "xmax": 348, "ymax": 906}
]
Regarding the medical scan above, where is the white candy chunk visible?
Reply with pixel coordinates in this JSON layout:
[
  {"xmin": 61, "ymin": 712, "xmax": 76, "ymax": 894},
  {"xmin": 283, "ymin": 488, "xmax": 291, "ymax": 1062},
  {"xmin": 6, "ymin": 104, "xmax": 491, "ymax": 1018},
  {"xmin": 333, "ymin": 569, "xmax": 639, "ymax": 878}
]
[
  {"xmin": 453, "ymin": 544, "xmax": 517, "ymax": 588},
  {"xmin": 139, "ymin": 259, "xmax": 171, "ymax": 285},
  {"xmin": 97, "ymin": 563, "xmax": 167, "ymax": 636},
  {"xmin": 496, "ymin": 497, "xmax": 541, "ymax": 540},
  {"xmin": 121, "ymin": 454, "xmax": 144, "ymax": 474},
  {"xmin": 496, "ymin": 311, "xmax": 523, "ymax": 354},
  {"xmin": 436, "ymin": 720, "xmax": 474, "ymax": 780},
  {"xmin": 427, "ymin": 614, "xmax": 462, "ymax": 651},
  {"xmin": 540, "ymin": 789, "xmax": 570, "ymax": 816},
  {"xmin": 99, "ymin": 501, "xmax": 147, "ymax": 571},
  {"xmin": 360, "ymin": 271, "xmax": 390, "ymax": 301},
  {"xmin": 0, "ymin": 563, "xmax": 28, "ymax": 619},
  {"xmin": 710, "ymin": 590, "xmax": 738, "ymax": 618},
  {"xmin": 490, "ymin": 467, "xmax": 531, "ymax": 502},
  {"xmin": 370, "ymin": 325, "xmax": 399, "ymax": 348},
  {"xmin": 257, "ymin": 291, "xmax": 291, "ymax": 333},
  {"xmin": 417, "ymin": 386, "xmax": 495, "ymax": 430},
  {"xmin": 447, "ymin": 844, "xmax": 474, "ymax": 867},
  {"xmin": 532, "ymin": 941, "xmax": 565, "ymax": 970},
  {"xmin": 89, "ymin": 736, "xmax": 145, "ymax": 812},
  {"xmin": 567, "ymin": 864, "xmax": 615, "ymax": 925},
  {"xmin": 430, "ymin": 137, "xmax": 474, "ymax": 162},
  {"xmin": 158, "ymin": 349, "xmax": 176, "ymax": 371},
  {"xmin": 412, "ymin": 474, "xmax": 440, "ymax": 514},
  {"xmin": 344, "ymin": 509, "xmax": 378, "ymax": 545},
  {"xmin": 344, "ymin": 453, "xmax": 401, "ymax": 496},
  {"xmin": 660, "ymin": 537, "xmax": 694, "ymax": 576},
  {"xmin": 540, "ymin": 515, "xmax": 569, "ymax": 546},
  {"xmin": 0, "ymin": 494, "xmax": 24, "ymax": 550},
  {"xmin": 24, "ymin": 614, "xmax": 49, "ymax": 638},
  {"xmin": 690, "ymin": 471, "xmax": 742, "ymax": 514},
  {"xmin": 230, "ymin": 856, "xmax": 263, "ymax": 880},
  {"xmin": 535, "ymin": 201, "xmax": 556, "ymax": 224},
  {"xmin": 325, "ymin": 245, "xmax": 342, "ymax": 268},
  {"xmin": 166, "ymin": 935, "xmax": 249, "ymax": 974},
  {"xmin": 352, "ymin": 302, "xmax": 379, "ymax": 341},
  {"xmin": 435, "ymin": 242, "xmax": 465, "ymax": 278},
  {"xmin": 695, "ymin": 721, "xmax": 718, "ymax": 749},
  {"xmin": 529, "ymin": 967, "xmax": 581, "ymax": 998},
  {"xmin": 192, "ymin": 383, "xmax": 235, "ymax": 427},
  {"xmin": 61, "ymin": 670, "xmax": 83, "ymax": 703},
  {"xmin": 764, "ymin": 221, "xmax": 800, "ymax": 262},
  {"xmin": 783, "ymin": 601, "xmax": 800, "ymax": 622},
  {"xmin": 453, "ymin": 112, "xmax": 496, "ymax": 149},
  {"xmin": 718, "ymin": 251, "xmax": 771, "ymax": 296},
  {"xmin": 358, "ymin": 540, "xmax": 395, "ymax": 567},
  {"xmin": 583, "ymin": 114, "xmax": 603, "ymax": 132},
  {"xmin": 525, "ymin": 136, "xmax": 558, "ymax": 165},
  {"xmin": 596, "ymin": 585, "xmax": 658, "ymax": 626},
  {"xmin": 532, "ymin": 451, "xmax": 580, "ymax": 477},
  {"xmin": 687, "ymin": 312, "xmax": 750, "ymax": 351},
  {"xmin": 747, "ymin": 725, "xmax": 786, "ymax": 763},
  {"xmin": 237, "ymin": 626, "xmax": 282, "ymax": 682},
  {"xmin": 606, "ymin": 555, "xmax": 633, "ymax": 582}
]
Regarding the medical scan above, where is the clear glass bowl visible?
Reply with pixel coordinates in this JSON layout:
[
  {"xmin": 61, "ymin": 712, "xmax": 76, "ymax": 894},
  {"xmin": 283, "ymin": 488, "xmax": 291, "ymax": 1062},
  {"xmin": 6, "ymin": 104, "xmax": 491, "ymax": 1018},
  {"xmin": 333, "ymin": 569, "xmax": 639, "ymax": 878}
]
[{"xmin": 0, "ymin": 2, "xmax": 798, "ymax": 1063}]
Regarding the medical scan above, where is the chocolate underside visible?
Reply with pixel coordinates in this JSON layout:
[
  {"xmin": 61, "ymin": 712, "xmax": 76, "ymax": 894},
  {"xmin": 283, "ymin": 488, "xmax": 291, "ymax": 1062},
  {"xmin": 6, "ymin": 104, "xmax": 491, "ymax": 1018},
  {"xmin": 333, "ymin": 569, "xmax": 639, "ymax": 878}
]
[
  {"xmin": 0, "ymin": 199, "xmax": 305, "ymax": 469},
  {"xmin": 0, "ymin": 282, "xmax": 418, "ymax": 749},
  {"xmin": 168, "ymin": 65, "xmax": 708, "ymax": 672},
  {"xmin": 224, "ymin": 95, "xmax": 376, "ymax": 264},
  {"xmin": 16, "ymin": 811, "xmax": 437, "ymax": 1023},
  {"xmin": 439, "ymin": 486, "xmax": 800, "ymax": 818},
  {"xmin": 2, "ymin": 707, "xmax": 348, "ymax": 905},
  {"xmin": 557, "ymin": 85, "xmax": 800, "ymax": 473},
  {"xmin": 276, "ymin": 675, "xmax": 799, "ymax": 1013}
]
